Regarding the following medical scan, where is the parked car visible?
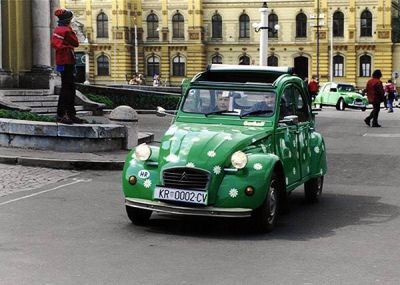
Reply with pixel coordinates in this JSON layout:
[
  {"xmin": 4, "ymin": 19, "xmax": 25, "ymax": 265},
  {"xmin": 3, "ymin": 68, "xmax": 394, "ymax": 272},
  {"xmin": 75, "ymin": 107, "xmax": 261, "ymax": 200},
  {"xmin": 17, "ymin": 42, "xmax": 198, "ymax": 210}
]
[
  {"xmin": 314, "ymin": 82, "xmax": 368, "ymax": 111},
  {"xmin": 122, "ymin": 65, "xmax": 327, "ymax": 232}
]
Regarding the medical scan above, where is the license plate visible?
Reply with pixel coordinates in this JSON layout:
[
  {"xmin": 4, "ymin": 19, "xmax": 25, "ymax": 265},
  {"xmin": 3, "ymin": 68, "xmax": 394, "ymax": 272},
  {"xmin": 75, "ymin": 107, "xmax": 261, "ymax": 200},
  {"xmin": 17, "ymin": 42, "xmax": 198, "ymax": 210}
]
[
  {"xmin": 354, "ymin": 101, "xmax": 363, "ymax": 105},
  {"xmin": 154, "ymin": 187, "xmax": 208, "ymax": 205}
]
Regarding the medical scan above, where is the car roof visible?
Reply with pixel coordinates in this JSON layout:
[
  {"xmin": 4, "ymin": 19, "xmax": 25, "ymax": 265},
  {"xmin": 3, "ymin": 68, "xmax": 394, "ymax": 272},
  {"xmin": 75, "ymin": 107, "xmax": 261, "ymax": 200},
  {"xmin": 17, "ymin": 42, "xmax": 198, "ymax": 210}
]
[{"xmin": 190, "ymin": 64, "xmax": 295, "ymax": 87}]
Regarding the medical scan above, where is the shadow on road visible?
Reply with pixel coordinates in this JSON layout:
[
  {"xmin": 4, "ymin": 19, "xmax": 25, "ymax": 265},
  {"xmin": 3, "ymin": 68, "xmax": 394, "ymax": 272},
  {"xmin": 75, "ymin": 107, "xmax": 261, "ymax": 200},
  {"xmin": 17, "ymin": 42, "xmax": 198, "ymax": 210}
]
[{"xmin": 124, "ymin": 192, "xmax": 400, "ymax": 241}]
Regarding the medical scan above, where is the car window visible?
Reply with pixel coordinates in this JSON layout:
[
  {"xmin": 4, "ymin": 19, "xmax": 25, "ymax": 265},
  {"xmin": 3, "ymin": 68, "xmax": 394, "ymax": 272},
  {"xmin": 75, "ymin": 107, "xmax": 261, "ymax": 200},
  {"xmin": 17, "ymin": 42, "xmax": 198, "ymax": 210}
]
[
  {"xmin": 279, "ymin": 87, "xmax": 294, "ymax": 120},
  {"xmin": 182, "ymin": 88, "xmax": 276, "ymax": 116},
  {"xmin": 294, "ymin": 87, "xmax": 310, "ymax": 122},
  {"xmin": 337, "ymin": 84, "xmax": 355, "ymax": 92}
]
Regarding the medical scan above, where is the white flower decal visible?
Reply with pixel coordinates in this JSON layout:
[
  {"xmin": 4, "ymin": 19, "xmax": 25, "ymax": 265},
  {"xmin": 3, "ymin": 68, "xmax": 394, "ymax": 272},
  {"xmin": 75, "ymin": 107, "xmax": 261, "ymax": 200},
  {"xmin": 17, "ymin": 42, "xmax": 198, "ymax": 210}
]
[
  {"xmin": 254, "ymin": 163, "xmax": 263, "ymax": 170},
  {"xmin": 207, "ymin": 150, "xmax": 216, "ymax": 158},
  {"xmin": 293, "ymin": 167, "xmax": 296, "ymax": 175},
  {"xmin": 229, "ymin": 188, "xmax": 239, "ymax": 198},
  {"xmin": 186, "ymin": 162, "xmax": 195, "ymax": 168},
  {"xmin": 311, "ymin": 133, "xmax": 316, "ymax": 139},
  {"xmin": 224, "ymin": 135, "xmax": 233, "ymax": 141},
  {"xmin": 191, "ymin": 137, "xmax": 200, "ymax": 142},
  {"xmin": 314, "ymin": 146, "xmax": 320, "ymax": 154},
  {"xmin": 169, "ymin": 136, "xmax": 177, "ymax": 141},
  {"xmin": 252, "ymin": 138, "xmax": 257, "ymax": 143},
  {"xmin": 165, "ymin": 154, "xmax": 179, "ymax": 163},
  {"xmin": 143, "ymin": 179, "xmax": 152, "ymax": 189},
  {"xmin": 213, "ymin": 165, "xmax": 222, "ymax": 175}
]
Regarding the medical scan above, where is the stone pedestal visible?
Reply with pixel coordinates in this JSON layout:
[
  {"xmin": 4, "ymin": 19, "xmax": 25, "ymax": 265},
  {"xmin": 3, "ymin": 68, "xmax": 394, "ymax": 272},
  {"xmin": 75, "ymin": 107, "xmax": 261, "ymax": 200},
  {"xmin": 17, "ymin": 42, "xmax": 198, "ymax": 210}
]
[
  {"xmin": 108, "ymin": 106, "xmax": 138, "ymax": 149},
  {"xmin": 19, "ymin": 67, "xmax": 60, "ymax": 90}
]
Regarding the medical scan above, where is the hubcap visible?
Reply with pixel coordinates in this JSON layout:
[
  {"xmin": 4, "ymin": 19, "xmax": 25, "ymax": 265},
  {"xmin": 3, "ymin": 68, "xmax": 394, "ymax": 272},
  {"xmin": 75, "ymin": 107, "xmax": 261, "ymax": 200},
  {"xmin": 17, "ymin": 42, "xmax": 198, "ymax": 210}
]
[{"xmin": 267, "ymin": 182, "xmax": 277, "ymax": 223}]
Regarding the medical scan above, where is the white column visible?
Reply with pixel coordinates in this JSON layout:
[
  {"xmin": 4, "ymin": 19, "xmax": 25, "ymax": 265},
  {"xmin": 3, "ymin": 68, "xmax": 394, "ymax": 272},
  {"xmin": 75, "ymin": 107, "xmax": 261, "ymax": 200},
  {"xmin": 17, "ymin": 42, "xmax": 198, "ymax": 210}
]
[
  {"xmin": 50, "ymin": 0, "xmax": 60, "ymax": 67},
  {"xmin": 330, "ymin": 14, "xmax": 333, "ymax": 82},
  {"xmin": 134, "ymin": 19, "xmax": 138, "ymax": 73},
  {"xmin": 84, "ymin": 52, "xmax": 90, "ymax": 85},
  {"xmin": 259, "ymin": 6, "xmax": 270, "ymax": 66},
  {"xmin": 32, "ymin": 0, "xmax": 51, "ymax": 68}
]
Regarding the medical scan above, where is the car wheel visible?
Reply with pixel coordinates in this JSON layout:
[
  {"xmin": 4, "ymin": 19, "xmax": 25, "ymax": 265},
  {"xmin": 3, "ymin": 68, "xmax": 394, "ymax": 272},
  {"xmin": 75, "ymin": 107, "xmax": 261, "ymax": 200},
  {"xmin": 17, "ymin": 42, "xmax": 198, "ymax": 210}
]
[
  {"xmin": 361, "ymin": 107, "xmax": 366, "ymax": 112},
  {"xmin": 252, "ymin": 173, "xmax": 280, "ymax": 233},
  {"xmin": 126, "ymin": 206, "xmax": 152, "ymax": 225},
  {"xmin": 304, "ymin": 176, "xmax": 324, "ymax": 203},
  {"xmin": 337, "ymin": 98, "xmax": 345, "ymax": 111}
]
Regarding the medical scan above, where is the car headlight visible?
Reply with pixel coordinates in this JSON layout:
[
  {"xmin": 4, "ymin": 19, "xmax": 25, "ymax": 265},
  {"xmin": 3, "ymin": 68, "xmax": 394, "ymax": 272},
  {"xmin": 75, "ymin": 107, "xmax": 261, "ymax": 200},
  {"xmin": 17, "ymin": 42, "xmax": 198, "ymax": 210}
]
[
  {"xmin": 231, "ymin": 151, "xmax": 248, "ymax": 169},
  {"xmin": 135, "ymin": 144, "xmax": 152, "ymax": 161}
]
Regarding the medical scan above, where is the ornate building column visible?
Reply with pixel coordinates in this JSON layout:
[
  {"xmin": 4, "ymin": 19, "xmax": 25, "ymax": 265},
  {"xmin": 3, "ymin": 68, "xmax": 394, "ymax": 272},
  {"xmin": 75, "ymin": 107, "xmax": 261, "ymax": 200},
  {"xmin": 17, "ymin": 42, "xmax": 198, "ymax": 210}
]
[
  {"xmin": 0, "ymin": 0, "xmax": 3, "ymax": 71},
  {"xmin": 31, "ymin": 0, "xmax": 51, "ymax": 68},
  {"xmin": 50, "ymin": 0, "xmax": 60, "ymax": 67}
]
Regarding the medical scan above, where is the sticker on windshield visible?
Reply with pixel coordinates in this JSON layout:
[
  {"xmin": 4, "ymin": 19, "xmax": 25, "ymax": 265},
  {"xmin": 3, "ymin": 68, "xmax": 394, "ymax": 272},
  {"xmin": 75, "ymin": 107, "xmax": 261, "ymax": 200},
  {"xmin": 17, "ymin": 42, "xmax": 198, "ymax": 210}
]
[{"xmin": 244, "ymin": 121, "xmax": 265, "ymax": 127}]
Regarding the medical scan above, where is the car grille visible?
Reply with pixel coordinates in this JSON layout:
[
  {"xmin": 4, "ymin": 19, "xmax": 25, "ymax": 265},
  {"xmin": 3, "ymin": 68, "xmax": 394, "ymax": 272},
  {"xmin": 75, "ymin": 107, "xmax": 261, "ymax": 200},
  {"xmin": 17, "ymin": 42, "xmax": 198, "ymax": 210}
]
[
  {"xmin": 354, "ymin": 98, "xmax": 363, "ymax": 103},
  {"xmin": 162, "ymin": 167, "xmax": 210, "ymax": 191}
]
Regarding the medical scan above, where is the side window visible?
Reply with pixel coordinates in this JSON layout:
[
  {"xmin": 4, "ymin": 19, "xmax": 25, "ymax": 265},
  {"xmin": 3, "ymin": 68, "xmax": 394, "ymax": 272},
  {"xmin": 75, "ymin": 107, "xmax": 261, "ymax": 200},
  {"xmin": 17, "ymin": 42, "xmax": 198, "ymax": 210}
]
[
  {"xmin": 279, "ymin": 87, "xmax": 294, "ymax": 120},
  {"xmin": 294, "ymin": 87, "xmax": 310, "ymax": 122}
]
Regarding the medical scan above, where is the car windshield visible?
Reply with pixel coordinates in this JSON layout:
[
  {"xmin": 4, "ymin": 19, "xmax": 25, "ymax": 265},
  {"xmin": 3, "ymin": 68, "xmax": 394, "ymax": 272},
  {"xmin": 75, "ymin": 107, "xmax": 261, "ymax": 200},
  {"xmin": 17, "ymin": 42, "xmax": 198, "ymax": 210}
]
[
  {"xmin": 182, "ymin": 88, "xmax": 276, "ymax": 117},
  {"xmin": 337, "ymin": 84, "xmax": 355, "ymax": 92}
]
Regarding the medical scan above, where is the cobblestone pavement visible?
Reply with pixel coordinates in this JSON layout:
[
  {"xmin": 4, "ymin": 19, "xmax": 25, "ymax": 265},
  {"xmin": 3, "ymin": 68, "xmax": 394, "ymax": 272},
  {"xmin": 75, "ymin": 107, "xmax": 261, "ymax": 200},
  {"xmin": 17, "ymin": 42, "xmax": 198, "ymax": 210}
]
[{"xmin": 0, "ymin": 164, "xmax": 79, "ymax": 197}]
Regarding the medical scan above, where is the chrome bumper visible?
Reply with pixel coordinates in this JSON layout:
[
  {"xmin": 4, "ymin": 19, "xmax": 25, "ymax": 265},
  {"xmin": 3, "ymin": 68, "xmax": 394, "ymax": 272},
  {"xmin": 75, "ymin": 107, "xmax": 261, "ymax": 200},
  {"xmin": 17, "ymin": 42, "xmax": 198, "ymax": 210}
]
[
  {"xmin": 125, "ymin": 198, "xmax": 253, "ymax": 218},
  {"xmin": 348, "ymin": 103, "xmax": 366, "ymax": 108}
]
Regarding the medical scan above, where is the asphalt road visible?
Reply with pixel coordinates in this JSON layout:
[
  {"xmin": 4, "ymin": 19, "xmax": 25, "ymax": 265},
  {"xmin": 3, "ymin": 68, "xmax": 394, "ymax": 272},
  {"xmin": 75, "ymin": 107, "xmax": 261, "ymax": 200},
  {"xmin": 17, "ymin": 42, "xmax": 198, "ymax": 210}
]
[{"xmin": 1, "ymin": 108, "xmax": 400, "ymax": 285}]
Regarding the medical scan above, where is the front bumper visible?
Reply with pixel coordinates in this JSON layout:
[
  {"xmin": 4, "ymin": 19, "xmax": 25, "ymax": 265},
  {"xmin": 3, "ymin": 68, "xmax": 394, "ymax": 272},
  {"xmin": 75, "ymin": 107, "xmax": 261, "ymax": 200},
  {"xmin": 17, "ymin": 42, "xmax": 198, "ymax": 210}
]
[
  {"xmin": 347, "ymin": 102, "xmax": 367, "ymax": 109},
  {"xmin": 125, "ymin": 198, "xmax": 253, "ymax": 218}
]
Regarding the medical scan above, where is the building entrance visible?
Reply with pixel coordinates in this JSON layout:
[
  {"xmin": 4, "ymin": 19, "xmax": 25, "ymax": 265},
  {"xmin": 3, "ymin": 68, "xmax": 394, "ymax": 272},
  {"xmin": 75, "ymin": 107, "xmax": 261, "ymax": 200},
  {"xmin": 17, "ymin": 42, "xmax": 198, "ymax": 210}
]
[{"xmin": 294, "ymin": 56, "xmax": 309, "ymax": 80}]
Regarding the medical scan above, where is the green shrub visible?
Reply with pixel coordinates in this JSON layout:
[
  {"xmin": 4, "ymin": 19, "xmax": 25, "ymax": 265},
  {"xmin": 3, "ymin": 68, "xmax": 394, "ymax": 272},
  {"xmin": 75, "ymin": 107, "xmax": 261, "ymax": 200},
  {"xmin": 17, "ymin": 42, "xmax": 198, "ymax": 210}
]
[
  {"xmin": 86, "ymin": 93, "xmax": 114, "ymax": 108},
  {"xmin": 0, "ymin": 109, "xmax": 56, "ymax": 122}
]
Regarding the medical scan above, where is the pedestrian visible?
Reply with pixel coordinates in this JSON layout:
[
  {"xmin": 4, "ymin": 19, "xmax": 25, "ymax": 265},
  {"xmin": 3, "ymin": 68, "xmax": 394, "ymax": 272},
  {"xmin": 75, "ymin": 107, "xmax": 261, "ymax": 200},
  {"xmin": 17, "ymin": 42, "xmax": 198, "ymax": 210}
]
[
  {"xmin": 51, "ymin": 8, "xmax": 83, "ymax": 124},
  {"xmin": 385, "ymin": 79, "xmax": 396, "ymax": 113},
  {"xmin": 364, "ymin": 69, "xmax": 385, "ymax": 127},
  {"xmin": 153, "ymin": 74, "xmax": 161, "ymax": 87},
  {"xmin": 308, "ymin": 75, "xmax": 319, "ymax": 101}
]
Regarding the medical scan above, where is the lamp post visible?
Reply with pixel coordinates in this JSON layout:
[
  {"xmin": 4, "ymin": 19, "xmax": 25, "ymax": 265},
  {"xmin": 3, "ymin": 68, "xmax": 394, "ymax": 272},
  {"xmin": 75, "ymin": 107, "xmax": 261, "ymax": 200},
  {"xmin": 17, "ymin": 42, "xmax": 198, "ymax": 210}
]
[
  {"xmin": 253, "ymin": 2, "xmax": 279, "ymax": 66},
  {"xmin": 134, "ymin": 11, "xmax": 139, "ymax": 74}
]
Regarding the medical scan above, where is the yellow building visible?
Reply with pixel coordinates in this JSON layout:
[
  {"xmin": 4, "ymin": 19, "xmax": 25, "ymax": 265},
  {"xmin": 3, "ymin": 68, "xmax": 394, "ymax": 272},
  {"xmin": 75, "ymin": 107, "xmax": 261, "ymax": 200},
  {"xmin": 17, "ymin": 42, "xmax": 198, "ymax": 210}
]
[{"xmin": 2, "ymin": 0, "xmax": 399, "ymax": 88}]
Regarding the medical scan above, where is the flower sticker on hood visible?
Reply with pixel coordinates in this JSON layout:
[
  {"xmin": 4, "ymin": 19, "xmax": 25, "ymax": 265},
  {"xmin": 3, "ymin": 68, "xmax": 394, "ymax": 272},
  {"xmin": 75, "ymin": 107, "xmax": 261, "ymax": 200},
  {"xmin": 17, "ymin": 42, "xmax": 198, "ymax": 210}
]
[
  {"xmin": 213, "ymin": 165, "xmax": 222, "ymax": 175},
  {"xmin": 186, "ymin": 162, "xmax": 195, "ymax": 168},
  {"xmin": 254, "ymin": 163, "xmax": 263, "ymax": 170},
  {"xmin": 207, "ymin": 150, "xmax": 216, "ymax": 158},
  {"xmin": 224, "ymin": 135, "xmax": 233, "ymax": 141},
  {"xmin": 229, "ymin": 188, "xmax": 238, "ymax": 198},
  {"xmin": 165, "ymin": 154, "xmax": 179, "ymax": 163},
  {"xmin": 143, "ymin": 179, "xmax": 152, "ymax": 189}
]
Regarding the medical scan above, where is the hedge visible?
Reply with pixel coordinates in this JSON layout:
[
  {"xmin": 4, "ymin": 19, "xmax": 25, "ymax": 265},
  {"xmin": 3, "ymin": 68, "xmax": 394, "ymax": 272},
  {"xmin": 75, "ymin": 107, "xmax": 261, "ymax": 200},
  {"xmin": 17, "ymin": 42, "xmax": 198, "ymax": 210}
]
[{"xmin": 0, "ymin": 109, "xmax": 56, "ymax": 122}]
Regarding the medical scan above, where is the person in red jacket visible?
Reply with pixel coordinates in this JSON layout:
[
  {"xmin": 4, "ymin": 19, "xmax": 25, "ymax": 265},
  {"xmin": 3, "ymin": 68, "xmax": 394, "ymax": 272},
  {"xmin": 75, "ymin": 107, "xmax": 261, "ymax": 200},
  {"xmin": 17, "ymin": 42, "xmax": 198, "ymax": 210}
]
[
  {"xmin": 51, "ymin": 8, "xmax": 83, "ymax": 124},
  {"xmin": 307, "ymin": 75, "xmax": 319, "ymax": 101},
  {"xmin": 364, "ymin": 69, "xmax": 385, "ymax": 127}
]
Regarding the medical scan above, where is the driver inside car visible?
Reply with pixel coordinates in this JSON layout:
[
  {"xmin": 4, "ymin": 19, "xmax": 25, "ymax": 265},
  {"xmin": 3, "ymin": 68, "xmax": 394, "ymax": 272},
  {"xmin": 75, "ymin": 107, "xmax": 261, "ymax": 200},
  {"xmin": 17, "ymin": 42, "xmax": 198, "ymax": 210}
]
[{"xmin": 249, "ymin": 94, "xmax": 275, "ymax": 113}]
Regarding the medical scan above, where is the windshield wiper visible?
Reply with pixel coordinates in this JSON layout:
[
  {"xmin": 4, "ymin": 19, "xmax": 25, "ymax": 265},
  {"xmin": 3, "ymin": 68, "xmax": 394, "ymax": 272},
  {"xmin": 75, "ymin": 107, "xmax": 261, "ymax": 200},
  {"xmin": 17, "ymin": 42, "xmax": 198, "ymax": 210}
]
[
  {"xmin": 240, "ymin": 110, "xmax": 273, "ymax": 118},
  {"xmin": 204, "ymin": 109, "xmax": 237, "ymax": 116}
]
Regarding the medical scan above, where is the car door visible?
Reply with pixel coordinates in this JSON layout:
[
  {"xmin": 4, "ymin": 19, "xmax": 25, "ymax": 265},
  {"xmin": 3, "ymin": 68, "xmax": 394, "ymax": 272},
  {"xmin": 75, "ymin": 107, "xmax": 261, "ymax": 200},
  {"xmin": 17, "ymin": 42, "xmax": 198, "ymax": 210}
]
[
  {"xmin": 275, "ymin": 86, "xmax": 301, "ymax": 186},
  {"xmin": 327, "ymin": 83, "xmax": 339, "ymax": 105},
  {"xmin": 293, "ymin": 86, "xmax": 313, "ymax": 178}
]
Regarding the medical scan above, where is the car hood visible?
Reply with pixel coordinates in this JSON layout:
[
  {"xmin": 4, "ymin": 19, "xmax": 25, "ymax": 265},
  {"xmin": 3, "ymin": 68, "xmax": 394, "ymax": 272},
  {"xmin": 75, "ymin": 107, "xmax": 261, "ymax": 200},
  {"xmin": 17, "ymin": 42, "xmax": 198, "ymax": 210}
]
[
  {"xmin": 158, "ymin": 122, "xmax": 271, "ymax": 170},
  {"xmin": 339, "ymin": 91, "xmax": 364, "ymax": 98}
]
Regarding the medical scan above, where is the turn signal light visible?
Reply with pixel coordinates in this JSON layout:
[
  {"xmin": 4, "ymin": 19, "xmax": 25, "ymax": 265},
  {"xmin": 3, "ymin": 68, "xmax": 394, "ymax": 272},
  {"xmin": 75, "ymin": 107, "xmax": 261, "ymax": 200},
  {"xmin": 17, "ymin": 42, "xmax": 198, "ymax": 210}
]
[
  {"xmin": 245, "ymin": 186, "xmax": 254, "ymax": 196},
  {"xmin": 128, "ymin": 176, "xmax": 137, "ymax": 185}
]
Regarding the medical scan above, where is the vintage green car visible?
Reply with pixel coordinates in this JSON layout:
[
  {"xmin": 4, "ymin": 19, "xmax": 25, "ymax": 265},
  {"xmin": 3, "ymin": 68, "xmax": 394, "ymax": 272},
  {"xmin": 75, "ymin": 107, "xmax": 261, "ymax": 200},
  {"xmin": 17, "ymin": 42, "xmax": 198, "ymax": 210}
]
[
  {"xmin": 314, "ymin": 82, "xmax": 368, "ymax": 111},
  {"xmin": 122, "ymin": 65, "xmax": 327, "ymax": 232}
]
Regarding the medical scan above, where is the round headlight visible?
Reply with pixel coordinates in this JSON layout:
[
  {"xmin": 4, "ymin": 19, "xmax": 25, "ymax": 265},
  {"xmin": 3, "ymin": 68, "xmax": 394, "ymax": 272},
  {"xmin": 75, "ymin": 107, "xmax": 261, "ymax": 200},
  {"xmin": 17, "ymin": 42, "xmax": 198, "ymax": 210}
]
[
  {"xmin": 231, "ymin": 151, "xmax": 248, "ymax": 169},
  {"xmin": 135, "ymin": 144, "xmax": 152, "ymax": 161}
]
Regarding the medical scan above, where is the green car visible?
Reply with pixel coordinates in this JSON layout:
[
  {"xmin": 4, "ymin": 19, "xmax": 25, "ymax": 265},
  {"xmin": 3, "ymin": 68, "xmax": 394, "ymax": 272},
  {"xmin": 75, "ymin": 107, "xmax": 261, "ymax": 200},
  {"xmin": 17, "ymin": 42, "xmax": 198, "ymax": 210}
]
[
  {"xmin": 122, "ymin": 65, "xmax": 327, "ymax": 232},
  {"xmin": 314, "ymin": 82, "xmax": 368, "ymax": 111}
]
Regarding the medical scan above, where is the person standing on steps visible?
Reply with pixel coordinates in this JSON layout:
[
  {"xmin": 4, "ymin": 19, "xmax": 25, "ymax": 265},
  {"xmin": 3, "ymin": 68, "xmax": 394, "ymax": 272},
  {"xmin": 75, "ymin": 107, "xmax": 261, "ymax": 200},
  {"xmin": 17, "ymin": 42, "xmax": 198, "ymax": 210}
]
[
  {"xmin": 385, "ymin": 79, "xmax": 396, "ymax": 113},
  {"xmin": 51, "ymin": 8, "xmax": 84, "ymax": 124},
  {"xmin": 364, "ymin": 69, "xmax": 385, "ymax": 127}
]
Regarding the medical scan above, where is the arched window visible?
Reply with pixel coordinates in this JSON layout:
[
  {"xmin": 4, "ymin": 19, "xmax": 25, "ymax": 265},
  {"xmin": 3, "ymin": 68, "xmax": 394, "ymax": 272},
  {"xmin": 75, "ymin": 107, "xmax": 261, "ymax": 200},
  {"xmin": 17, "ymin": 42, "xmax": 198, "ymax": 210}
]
[
  {"xmin": 239, "ymin": 14, "xmax": 250, "ymax": 38},
  {"xmin": 147, "ymin": 13, "xmax": 159, "ymax": 39},
  {"xmin": 268, "ymin": 14, "xmax": 278, "ymax": 38},
  {"xmin": 360, "ymin": 10, "xmax": 372, "ymax": 37},
  {"xmin": 97, "ymin": 55, "xmax": 109, "ymax": 76},
  {"xmin": 212, "ymin": 55, "xmax": 223, "ymax": 64},
  {"xmin": 172, "ymin": 13, "xmax": 184, "ymax": 39},
  {"xmin": 268, "ymin": 55, "xmax": 278, "ymax": 66},
  {"xmin": 239, "ymin": 55, "xmax": 250, "ymax": 65},
  {"xmin": 296, "ymin": 13, "xmax": 307, "ymax": 38},
  {"xmin": 212, "ymin": 14, "xmax": 222, "ymax": 39},
  {"xmin": 359, "ymin": 54, "xmax": 371, "ymax": 77},
  {"xmin": 147, "ymin": 56, "xmax": 160, "ymax": 77},
  {"xmin": 172, "ymin": 56, "xmax": 185, "ymax": 76},
  {"xmin": 333, "ymin": 11, "xmax": 344, "ymax": 37},
  {"xmin": 333, "ymin": 55, "xmax": 344, "ymax": 77},
  {"xmin": 97, "ymin": 12, "xmax": 108, "ymax": 38}
]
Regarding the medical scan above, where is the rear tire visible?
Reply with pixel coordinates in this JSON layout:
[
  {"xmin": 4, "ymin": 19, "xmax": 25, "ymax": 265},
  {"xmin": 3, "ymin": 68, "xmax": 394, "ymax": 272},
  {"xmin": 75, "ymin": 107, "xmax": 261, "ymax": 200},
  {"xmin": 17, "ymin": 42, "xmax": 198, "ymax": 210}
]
[
  {"xmin": 126, "ymin": 206, "xmax": 152, "ymax": 225},
  {"xmin": 304, "ymin": 176, "xmax": 324, "ymax": 203},
  {"xmin": 252, "ymin": 173, "xmax": 280, "ymax": 233}
]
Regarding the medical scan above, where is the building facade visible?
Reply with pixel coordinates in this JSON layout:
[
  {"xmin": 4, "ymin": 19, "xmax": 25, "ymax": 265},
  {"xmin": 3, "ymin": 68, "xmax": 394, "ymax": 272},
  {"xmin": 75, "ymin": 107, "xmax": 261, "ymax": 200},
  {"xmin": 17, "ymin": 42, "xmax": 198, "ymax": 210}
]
[{"xmin": 1, "ymin": 0, "xmax": 399, "ymax": 88}]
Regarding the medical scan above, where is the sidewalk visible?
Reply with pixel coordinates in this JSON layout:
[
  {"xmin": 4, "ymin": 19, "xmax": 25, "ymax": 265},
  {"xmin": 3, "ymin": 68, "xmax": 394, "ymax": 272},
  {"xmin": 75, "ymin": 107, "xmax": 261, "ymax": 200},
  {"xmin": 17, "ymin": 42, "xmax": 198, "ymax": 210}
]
[{"xmin": 0, "ymin": 132, "xmax": 153, "ymax": 170}]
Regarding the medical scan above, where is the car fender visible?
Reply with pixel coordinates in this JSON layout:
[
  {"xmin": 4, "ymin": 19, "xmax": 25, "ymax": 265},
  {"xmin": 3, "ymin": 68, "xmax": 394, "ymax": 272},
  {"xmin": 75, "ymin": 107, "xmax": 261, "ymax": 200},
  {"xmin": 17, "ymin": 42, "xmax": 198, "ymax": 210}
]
[
  {"xmin": 309, "ymin": 132, "xmax": 327, "ymax": 177},
  {"xmin": 215, "ymin": 153, "xmax": 281, "ymax": 209}
]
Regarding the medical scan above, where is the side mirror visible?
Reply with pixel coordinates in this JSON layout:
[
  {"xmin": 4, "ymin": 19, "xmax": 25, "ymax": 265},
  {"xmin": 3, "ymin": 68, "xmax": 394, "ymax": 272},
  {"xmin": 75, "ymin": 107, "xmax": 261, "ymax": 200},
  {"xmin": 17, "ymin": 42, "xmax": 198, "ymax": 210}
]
[
  {"xmin": 330, "ymin": 88, "xmax": 337, "ymax": 92},
  {"xmin": 279, "ymin": 115, "xmax": 299, "ymax": 125},
  {"xmin": 156, "ymin": 106, "xmax": 175, "ymax": 117}
]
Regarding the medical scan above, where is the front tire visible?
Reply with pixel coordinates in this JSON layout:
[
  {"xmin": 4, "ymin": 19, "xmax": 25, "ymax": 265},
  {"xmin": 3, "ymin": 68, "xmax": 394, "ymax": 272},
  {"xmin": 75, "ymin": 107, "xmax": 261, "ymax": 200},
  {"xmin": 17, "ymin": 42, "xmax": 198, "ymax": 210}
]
[
  {"xmin": 252, "ymin": 173, "xmax": 280, "ymax": 233},
  {"xmin": 126, "ymin": 206, "xmax": 152, "ymax": 225},
  {"xmin": 304, "ymin": 176, "xmax": 324, "ymax": 203},
  {"xmin": 337, "ymin": 98, "xmax": 345, "ymax": 111}
]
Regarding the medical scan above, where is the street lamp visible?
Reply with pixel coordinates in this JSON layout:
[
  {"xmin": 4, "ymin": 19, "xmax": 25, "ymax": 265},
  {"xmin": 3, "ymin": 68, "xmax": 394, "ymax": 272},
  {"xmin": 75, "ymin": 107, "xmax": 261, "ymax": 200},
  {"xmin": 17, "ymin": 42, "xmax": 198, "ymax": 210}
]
[{"xmin": 253, "ymin": 2, "xmax": 279, "ymax": 66}]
